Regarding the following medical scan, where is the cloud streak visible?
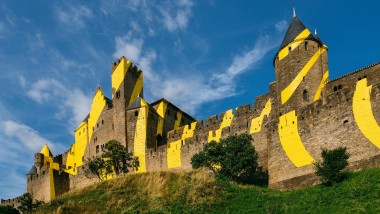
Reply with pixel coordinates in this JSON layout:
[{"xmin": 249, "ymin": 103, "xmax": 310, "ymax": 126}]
[
  {"xmin": 57, "ymin": 5, "xmax": 93, "ymax": 29},
  {"xmin": 23, "ymin": 78, "xmax": 92, "ymax": 130}
]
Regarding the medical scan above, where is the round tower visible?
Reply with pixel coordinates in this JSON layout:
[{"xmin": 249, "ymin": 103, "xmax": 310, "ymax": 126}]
[{"xmin": 273, "ymin": 11, "xmax": 328, "ymax": 114}]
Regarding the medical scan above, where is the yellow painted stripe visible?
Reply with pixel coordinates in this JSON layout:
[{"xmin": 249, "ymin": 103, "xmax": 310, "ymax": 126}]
[
  {"xmin": 278, "ymin": 29, "xmax": 311, "ymax": 61},
  {"xmin": 167, "ymin": 122, "xmax": 197, "ymax": 169},
  {"xmin": 208, "ymin": 109, "xmax": 234, "ymax": 142},
  {"xmin": 250, "ymin": 98, "xmax": 272, "ymax": 134},
  {"xmin": 156, "ymin": 101, "xmax": 167, "ymax": 136},
  {"xmin": 167, "ymin": 140, "xmax": 182, "ymax": 169},
  {"xmin": 134, "ymin": 100, "xmax": 148, "ymax": 173},
  {"xmin": 156, "ymin": 101, "xmax": 167, "ymax": 118},
  {"xmin": 111, "ymin": 58, "xmax": 131, "ymax": 98},
  {"xmin": 353, "ymin": 78, "xmax": 380, "ymax": 149},
  {"xmin": 49, "ymin": 168, "xmax": 55, "ymax": 200},
  {"xmin": 281, "ymin": 48, "xmax": 326, "ymax": 104},
  {"xmin": 65, "ymin": 89, "xmax": 106, "ymax": 175},
  {"xmin": 128, "ymin": 72, "xmax": 143, "ymax": 105},
  {"xmin": 278, "ymin": 110, "xmax": 315, "ymax": 167},
  {"xmin": 174, "ymin": 111, "xmax": 182, "ymax": 130},
  {"xmin": 313, "ymin": 71, "xmax": 329, "ymax": 101}
]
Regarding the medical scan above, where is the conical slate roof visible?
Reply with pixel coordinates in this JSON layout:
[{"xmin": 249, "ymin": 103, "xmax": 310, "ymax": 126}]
[
  {"xmin": 279, "ymin": 16, "xmax": 315, "ymax": 51},
  {"xmin": 27, "ymin": 165, "xmax": 37, "ymax": 175}
]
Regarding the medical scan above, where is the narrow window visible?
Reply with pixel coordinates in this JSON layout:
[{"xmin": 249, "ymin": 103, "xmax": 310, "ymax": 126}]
[
  {"xmin": 96, "ymin": 145, "xmax": 99, "ymax": 153},
  {"xmin": 102, "ymin": 120, "xmax": 104, "ymax": 125},
  {"xmin": 135, "ymin": 111, "xmax": 138, "ymax": 116},
  {"xmin": 116, "ymin": 91, "xmax": 121, "ymax": 99},
  {"xmin": 305, "ymin": 41, "xmax": 308, "ymax": 50},
  {"xmin": 334, "ymin": 86, "xmax": 337, "ymax": 91},
  {"xmin": 303, "ymin": 90, "xmax": 309, "ymax": 101},
  {"xmin": 288, "ymin": 46, "xmax": 292, "ymax": 53}
]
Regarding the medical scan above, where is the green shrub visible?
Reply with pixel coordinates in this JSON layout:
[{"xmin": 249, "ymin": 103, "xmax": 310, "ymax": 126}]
[
  {"xmin": 315, "ymin": 147, "xmax": 350, "ymax": 185},
  {"xmin": 191, "ymin": 134, "xmax": 258, "ymax": 182},
  {"xmin": 0, "ymin": 205, "xmax": 20, "ymax": 214}
]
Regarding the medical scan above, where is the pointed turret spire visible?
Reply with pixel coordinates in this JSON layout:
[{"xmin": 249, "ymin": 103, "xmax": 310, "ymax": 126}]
[{"xmin": 40, "ymin": 144, "xmax": 53, "ymax": 157}]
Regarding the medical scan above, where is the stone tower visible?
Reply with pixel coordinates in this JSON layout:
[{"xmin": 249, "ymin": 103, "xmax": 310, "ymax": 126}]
[
  {"xmin": 111, "ymin": 56, "xmax": 144, "ymax": 148},
  {"xmin": 273, "ymin": 11, "xmax": 329, "ymax": 114}
]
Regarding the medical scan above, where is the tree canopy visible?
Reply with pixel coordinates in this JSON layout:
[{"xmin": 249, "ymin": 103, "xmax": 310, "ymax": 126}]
[
  {"xmin": 191, "ymin": 134, "xmax": 259, "ymax": 182},
  {"xmin": 86, "ymin": 140, "xmax": 139, "ymax": 180}
]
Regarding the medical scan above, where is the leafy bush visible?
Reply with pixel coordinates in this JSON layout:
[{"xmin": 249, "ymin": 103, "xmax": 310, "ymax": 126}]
[
  {"xmin": 191, "ymin": 134, "xmax": 258, "ymax": 182},
  {"xmin": 0, "ymin": 205, "xmax": 19, "ymax": 214},
  {"xmin": 86, "ymin": 140, "xmax": 139, "ymax": 180},
  {"xmin": 17, "ymin": 192, "xmax": 44, "ymax": 213},
  {"xmin": 315, "ymin": 147, "xmax": 350, "ymax": 185}
]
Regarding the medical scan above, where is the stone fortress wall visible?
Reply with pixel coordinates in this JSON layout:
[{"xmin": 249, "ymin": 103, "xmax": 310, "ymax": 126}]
[{"xmin": 2, "ymin": 13, "xmax": 380, "ymax": 205}]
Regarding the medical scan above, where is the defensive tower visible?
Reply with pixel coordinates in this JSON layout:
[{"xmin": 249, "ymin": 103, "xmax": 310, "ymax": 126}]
[{"xmin": 273, "ymin": 10, "xmax": 329, "ymax": 113}]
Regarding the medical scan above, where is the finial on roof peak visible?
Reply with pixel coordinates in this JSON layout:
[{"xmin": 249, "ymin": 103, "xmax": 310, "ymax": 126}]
[
  {"xmin": 293, "ymin": 7, "xmax": 296, "ymax": 18},
  {"xmin": 315, "ymin": 28, "xmax": 318, "ymax": 35}
]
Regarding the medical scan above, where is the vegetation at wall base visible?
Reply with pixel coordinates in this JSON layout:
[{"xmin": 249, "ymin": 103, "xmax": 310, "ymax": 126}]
[
  {"xmin": 315, "ymin": 147, "xmax": 350, "ymax": 186},
  {"xmin": 86, "ymin": 140, "xmax": 139, "ymax": 180},
  {"xmin": 191, "ymin": 134, "xmax": 260, "ymax": 183},
  {"xmin": 0, "ymin": 205, "xmax": 19, "ymax": 214},
  {"xmin": 35, "ymin": 167, "xmax": 380, "ymax": 213}
]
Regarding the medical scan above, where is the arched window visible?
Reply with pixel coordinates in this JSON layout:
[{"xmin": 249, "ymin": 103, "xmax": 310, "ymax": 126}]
[{"xmin": 303, "ymin": 90, "xmax": 309, "ymax": 101}]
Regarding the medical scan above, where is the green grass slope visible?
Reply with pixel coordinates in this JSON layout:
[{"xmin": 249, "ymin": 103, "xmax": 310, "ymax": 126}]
[{"xmin": 37, "ymin": 168, "xmax": 380, "ymax": 214}]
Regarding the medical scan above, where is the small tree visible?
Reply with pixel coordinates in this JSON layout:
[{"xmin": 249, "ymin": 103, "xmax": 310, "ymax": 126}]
[
  {"xmin": 86, "ymin": 140, "xmax": 139, "ymax": 180},
  {"xmin": 191, "ymin": 134, "xmax": 258, "ymax": 182},
  {"xmin": 315, "ymin": 147, "xmax": 350, "ymax": 186},
  {"xmin": 17, "ymin": 193, "xmax": 44, "ymax": 213},
  {"xmin": 86, "ymin": 156, "xmax": 112, "ymax": 180}
]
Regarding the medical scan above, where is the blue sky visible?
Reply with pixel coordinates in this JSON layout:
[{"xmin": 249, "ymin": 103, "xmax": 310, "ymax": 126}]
[{"xmin": 0, "ymin": 1, "xmax": 379, "ymax": 199}]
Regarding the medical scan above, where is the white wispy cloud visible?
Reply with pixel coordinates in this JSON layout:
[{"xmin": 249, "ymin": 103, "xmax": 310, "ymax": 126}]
[
  {"xmin": 24, "ymin": 78, "xmax": 92, "ymax": 129},
  {"xmin": 159, "ymin": 0, "xmax": 194, "ymax": 31},
  {"xmin": 2, "ymin": 120, "xmax": 54, "ymax": 152},
  {"xmin": 275, "ymin": 20, "xmax": 288, "ymax": 33},
  {"xmin": 57, "ymin": 5, "xmax": 93, "ymax": 29},
  {"xmin": 212, "ymin": 35, "xmax": 278, "ymax": 85}
]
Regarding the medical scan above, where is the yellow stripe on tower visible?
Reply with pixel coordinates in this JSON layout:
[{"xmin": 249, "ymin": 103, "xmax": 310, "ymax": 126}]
[
  {"xmin": 156, "ymin": 101, "xmax": 167, "ymax": 136},
  {"xmin": 278, "ymin": 29, "xmax": 311, "ymax": 61},
  {"xmin": 314, "ymin": 71, "xmax": 329, "ymax": 101},
  {"xmin": 278, "ymin": 110, "xmax": 315, "ymax": 167},
  {"xmin": 129, "ymin": 72, "xmax": 143, "ymax": 105},
  {"xmin": 250, "ymin": 98, "xmax": 272, "ymax": 134},
  {"xmin": 112, "ymin": 58, "xmax": 131, "ymax": 98},
  {"xmin": 65, "ymin": 89, "xmax": 106, "ymax": 175},
  {"xmin": 134, "ymin": 99, "xmax": 149, "ymax": 173},
  {"xmin": 353, "ymin": 78, "xmax": 380, "ymax": 149},
  {"xmin": 167, "ymin": 122, "xmax": 197, "ymax": 169},
  {"xmin": 49, "ymin": 168, "xmax": 55, "ymax": 200},
  {"xmin": 174, "ymin": 112, "xmax": 182, "ymax": 130},
  {"xmin": 281, "ymin": 48, "xmax": 326, "ymax": 104},
  {"xmin": 208, "ymin": 109, "xmax": 234, "ymax": 142}
]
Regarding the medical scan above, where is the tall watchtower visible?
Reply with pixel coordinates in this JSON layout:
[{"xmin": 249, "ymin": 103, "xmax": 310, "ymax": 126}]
[
  {"xmin": 274, "ymin": 11, "xmax": 329, "ymax": 114},
  {"xmin": 111, "ymin": 56, "xmax": 144, "ymax": 148}
]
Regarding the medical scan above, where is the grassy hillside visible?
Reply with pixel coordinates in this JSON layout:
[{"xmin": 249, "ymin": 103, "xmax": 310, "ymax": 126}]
[{"xmin": 37, "ymin": 168, "xmax": 380, "ymax": 213}]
